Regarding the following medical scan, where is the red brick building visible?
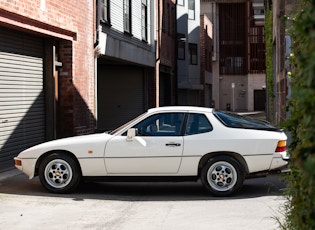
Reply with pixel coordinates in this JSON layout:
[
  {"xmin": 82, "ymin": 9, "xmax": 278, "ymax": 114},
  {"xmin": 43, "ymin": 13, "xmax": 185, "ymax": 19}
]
[
  {"xmin": 156, "ymin": 0, "xmax": 177, "ymax": 107},
  {"xmin": 0, "ymin": 0, "xmax": 95, "ymax": 169},
  {"xmin": 200, "ymin": 14, "xmax": 213, "ymax": 107},
  {"xmin": 201, "ymin": 1, "xmax": 266, "ymax": 112}
]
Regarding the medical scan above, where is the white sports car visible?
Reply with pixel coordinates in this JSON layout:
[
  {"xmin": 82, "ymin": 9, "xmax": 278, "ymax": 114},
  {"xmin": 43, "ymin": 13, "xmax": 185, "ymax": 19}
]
[{"xmin": 14, "ymin": 106, "xmax": 289, "ymax": 196}]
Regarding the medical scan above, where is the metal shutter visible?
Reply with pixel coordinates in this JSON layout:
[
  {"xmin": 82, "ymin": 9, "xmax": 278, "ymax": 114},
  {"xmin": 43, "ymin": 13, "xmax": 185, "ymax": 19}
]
[
  {"xmin": 98, "ymin": 65, "xmax": 144, "ymax": 131},
  {"xmin": 0, "ymin": 27, "xmax": 45, "ymax": 170}
]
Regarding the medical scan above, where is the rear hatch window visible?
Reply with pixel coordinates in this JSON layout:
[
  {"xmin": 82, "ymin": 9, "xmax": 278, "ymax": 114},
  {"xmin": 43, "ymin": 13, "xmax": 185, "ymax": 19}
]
[{"xmin": 213, "ymin": 111, "xmax": 281, "ymax": 131}]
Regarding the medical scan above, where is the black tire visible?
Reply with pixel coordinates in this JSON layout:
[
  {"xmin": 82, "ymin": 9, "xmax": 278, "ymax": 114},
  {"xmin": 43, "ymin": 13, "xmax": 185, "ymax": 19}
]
[
  {"xmin": 200, "ymin": 156, "xmax": 245, "ymax": 196},
  {"xmin": 39, "ymin": 153, "xmax": 81, "ymax": 193}
]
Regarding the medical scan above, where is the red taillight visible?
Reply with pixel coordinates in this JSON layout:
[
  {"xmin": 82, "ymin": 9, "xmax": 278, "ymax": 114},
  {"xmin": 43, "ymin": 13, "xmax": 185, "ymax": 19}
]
[{"xmin": 276, "ymin": 140, "xmax": 286, "ymax": 152}]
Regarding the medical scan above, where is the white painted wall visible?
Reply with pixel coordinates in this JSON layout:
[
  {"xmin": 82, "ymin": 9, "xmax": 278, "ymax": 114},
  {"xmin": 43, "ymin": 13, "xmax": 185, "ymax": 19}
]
[
  {"xmin": 177, "ymin": 0, "xmax": 201, "ymax": 90},
  {"xmin": 98, "ymin": 0, "xmax": 155, "ymax": 67}
]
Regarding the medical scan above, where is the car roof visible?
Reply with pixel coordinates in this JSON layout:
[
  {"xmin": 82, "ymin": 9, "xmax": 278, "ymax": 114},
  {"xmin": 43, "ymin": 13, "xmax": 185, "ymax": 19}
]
[{"xmin": 147, "ymin": 106, "xmax": 214, "ymax": 114}]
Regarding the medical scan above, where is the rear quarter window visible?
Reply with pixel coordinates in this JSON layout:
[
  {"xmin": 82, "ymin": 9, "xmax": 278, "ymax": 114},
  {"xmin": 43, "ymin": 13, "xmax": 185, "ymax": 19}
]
[{"xmin": 185, "ymin": 113, "xmax": 213, "ymax": 135}]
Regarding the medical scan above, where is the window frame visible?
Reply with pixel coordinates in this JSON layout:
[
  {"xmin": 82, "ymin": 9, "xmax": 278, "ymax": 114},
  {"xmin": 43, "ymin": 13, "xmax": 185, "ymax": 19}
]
[
  {"xmin": 185, "ymin": 113, "xmax": 213, "ymax": 136},
  {"xmin": 188, "ymin": 0, "xmax": 195, "ymax": 20},
  {"xmin": 189, "ymin": 43, "xmax": 198, "ymax": 65},
  {"xmin": 177, "ymin": 34, "xmax": 186, "ymax": 60},
  {"xmin": 177, "ymin": 0, "xmax": 184, "ymax": 6},
  {"xmin": 123, "ymin": 0, "xmax": 132, "ymax": 34},
  {"xmin": 100, "ymin": 0, "xmax": 111, "ymax": 24},
  {"xmin": 141, "ymin": 0, "xmax": 148, "ymax": 41}
]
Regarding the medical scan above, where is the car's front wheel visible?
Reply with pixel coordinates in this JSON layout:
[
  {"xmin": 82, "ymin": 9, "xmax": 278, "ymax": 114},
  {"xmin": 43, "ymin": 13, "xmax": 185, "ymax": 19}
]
[
  {"xmin": 201, "ymin": 156, "xmax": 245, "ymax": 196},
  {"xmin": 39, "ymin": 153, "xmax": 81, "ymax": 193}
]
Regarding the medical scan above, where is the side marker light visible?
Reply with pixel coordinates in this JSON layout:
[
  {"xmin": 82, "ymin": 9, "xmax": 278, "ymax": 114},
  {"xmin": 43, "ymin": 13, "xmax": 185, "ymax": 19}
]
[{"xmin": 15, "ymin": 159, "xmax": 22, "ymax": 166}]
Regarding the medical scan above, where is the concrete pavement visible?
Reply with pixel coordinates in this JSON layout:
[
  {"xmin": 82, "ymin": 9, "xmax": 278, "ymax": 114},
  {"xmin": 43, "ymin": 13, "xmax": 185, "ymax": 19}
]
[
  {"xmin": 0, "ymin": 170, "xmax": 288, "ymax": 230},
  {"xmin": 0, "ymin": 168, "xmax": 21, "ymax": 181}
]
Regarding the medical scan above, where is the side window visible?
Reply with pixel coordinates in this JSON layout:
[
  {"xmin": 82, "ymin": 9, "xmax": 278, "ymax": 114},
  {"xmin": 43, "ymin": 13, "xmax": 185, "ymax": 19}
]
[
  {"xmin": 185, "ymin": 113, "xmax": 213, "ymax": 135},
  {"xmin": 133, "ymin": 113, "xmax": 184, "ymax": 136}
]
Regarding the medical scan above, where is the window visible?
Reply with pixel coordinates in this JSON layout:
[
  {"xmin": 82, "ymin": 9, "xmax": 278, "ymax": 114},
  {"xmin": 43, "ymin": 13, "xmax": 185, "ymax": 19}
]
[
  {"xmin": 177, "ymin": 34, "xmax": 185, "ymax": 60},
  {"xmin": 124, "ymin": 0, "xmax": 131, "ymax": 33},
  {"xmin": 101, "ymin": 0, "xmax": 110, "ymax": 24},
  {"xmin": 249, "ymin": 27, "xmax": 265, "ymax": 73},
  {"xmin": 172, "ymin": 6, "xmax": 175, "ymax": 37},
  {"xmin": 213, "ymin": 111, "xmax": 279, "ymax": 131},
  {"xmin": 189, "ymin": 43, "xmax": 198, "ymax": 65},
  {"xmin": 205, "ymin": 48, "xmax": 208, "ymax": 68},
  {"xmin": 185, "ymin": 114, "xmax": 213, "ymax": 135},
  {"xmin": 188, "ymin": 0, "xmax": 195, "ymax": 20},
  {"xmin": 133, "ymin": 113, "xmax": 184, "ymax": 136},
  {"xmin": 219, "ymin": 3, "xmax": 246, "ymax": 74},
  {"xmin": 162, "ymin": 0, "xmax": 166, "ymax": 32},
  {"xmin": 167, "ymin": 3, "xmax": 170, "ymax": 35},
  {"xmin": 141, "ymin": 0, "xmax": 148, "ymax": 41},
  {"xmin": 177, "ymin": 0, "xmax": 184, "ymax": 6}
]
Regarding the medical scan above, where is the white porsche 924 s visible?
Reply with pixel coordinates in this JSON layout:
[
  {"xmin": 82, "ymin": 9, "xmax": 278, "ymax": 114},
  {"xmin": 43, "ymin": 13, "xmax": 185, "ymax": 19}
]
[{"xmin": 14, "ymin": 106, "xmax": 289, "ymax": 196}]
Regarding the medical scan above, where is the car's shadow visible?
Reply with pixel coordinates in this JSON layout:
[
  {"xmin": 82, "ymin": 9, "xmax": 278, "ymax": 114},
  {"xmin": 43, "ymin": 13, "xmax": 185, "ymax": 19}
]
[{"xmin": 0, "ymin": 173, "xmax": 287, "ymax": 201}]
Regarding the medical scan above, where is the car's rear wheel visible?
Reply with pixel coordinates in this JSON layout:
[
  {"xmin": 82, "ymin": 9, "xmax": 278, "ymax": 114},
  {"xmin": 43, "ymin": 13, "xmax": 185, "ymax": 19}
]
[
  {"xmin": 39, "ymin": 153, "xmax": 81, "ymax": 193},
  {"xmin": 201, "ymin": 156, "xmax": 245, "ymax": 196}
]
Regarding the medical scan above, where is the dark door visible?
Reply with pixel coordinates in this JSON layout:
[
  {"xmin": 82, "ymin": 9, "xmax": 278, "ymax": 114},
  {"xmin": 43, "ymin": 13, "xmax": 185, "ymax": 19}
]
[{"xmin": 254, "ymin": 89, "xmax": 266, "ymax": 111}]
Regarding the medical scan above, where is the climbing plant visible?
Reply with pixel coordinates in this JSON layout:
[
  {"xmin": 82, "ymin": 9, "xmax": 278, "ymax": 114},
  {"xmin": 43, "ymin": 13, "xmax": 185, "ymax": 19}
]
[
  {"xmin": 281, "ymin": 0, "xmax": 315, "ymax": 229},
  {"xmin": 265, "ymin": 4, "xmax": 274, "ymax": 122}
]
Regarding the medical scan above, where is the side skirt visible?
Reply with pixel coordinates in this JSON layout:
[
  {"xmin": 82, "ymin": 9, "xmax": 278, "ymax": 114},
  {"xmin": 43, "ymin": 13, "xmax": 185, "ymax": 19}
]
[{"xmin": 83, "ymin": 176, "xmax": 199, "ymax": 183}]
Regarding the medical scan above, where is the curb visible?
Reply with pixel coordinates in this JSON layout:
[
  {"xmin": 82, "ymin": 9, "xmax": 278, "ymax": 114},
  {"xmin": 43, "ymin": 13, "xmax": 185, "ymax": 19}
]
[{"xmin": 0, "ymin": 168, "xmax": 22, "ymax": 181}]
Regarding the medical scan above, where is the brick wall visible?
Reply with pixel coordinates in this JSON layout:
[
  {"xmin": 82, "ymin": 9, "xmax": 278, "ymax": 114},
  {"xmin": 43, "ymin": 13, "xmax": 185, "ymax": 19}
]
[
  {"xmin": 156, "ymin": 0, "xmax": 177, "ymax": 106},
  {"xmin": 200, "ymin": 15, "xmax": 213, "ymax": 106},
  {"xmin": 159, "ymin": 0, "xmax": 176, "ymax": 68},
  {"xmin": 0, "ymin": 0, "xmax": 96, "ymax": 137}
]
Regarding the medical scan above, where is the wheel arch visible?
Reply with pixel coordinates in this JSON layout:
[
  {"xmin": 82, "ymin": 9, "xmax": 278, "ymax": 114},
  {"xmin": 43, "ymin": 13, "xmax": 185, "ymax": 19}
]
[
  {"xmin": 34, "ymin": 150, "xmax": 82, "ymax": 177},
  {"xmin": 198, "ymin": 152, "xmax": 249, "ymax": 176}
]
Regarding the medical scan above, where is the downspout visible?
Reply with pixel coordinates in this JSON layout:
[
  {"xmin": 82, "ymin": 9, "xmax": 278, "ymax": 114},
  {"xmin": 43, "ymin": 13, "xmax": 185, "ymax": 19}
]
[
  {"xmin": 174, "ymin": 1, "xmax": 178, "ymax": 105},
  {"xmin": 156, "ymin": 0, "xmax": 161, "ymax": 108},
  {"xmin": 94, "ymin": 0, "xmax": 101, "ymax": 130}
]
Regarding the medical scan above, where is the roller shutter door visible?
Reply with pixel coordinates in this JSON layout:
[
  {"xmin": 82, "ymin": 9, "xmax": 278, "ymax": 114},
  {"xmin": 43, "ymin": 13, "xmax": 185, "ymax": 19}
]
[
  {"xmin": 0, "ymin": 27, "xmax": 45, "ymax": 170},
  {"xmin": 98, "ymin": 65, "xmax": 144, "ymax": 131}
]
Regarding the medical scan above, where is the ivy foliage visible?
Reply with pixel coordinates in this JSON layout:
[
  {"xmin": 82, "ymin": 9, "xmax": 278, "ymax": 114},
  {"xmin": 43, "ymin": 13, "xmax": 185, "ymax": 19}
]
[
  {"xmin": 283, "ymin": 0, "xmax": 315, "ymax": 229},
  {"xmin": 265, "ymin": 5, "xmax": 274, "ymax": 122}
]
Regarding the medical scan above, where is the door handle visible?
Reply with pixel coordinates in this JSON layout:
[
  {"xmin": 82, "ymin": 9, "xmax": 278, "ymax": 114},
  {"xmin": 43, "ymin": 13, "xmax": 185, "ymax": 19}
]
[{"xmin": 165, "ymin": 143, "xmax": 181, "ymax": 147}]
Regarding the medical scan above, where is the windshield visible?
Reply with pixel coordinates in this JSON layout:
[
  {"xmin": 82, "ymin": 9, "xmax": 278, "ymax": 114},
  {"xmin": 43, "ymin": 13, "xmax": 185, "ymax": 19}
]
[
  {"xmin": 109, "ymin": 112, "xmax": 147, "ymax": 135},
  {"xmin": 213, "ymin": 111, "xmax": 281, "ymax": 131}
]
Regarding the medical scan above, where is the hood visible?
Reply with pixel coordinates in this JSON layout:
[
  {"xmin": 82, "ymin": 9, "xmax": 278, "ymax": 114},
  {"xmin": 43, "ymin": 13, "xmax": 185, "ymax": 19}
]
[{"xmin": 18, "ymin": 133, "xmax": 112, "ymax": 159}]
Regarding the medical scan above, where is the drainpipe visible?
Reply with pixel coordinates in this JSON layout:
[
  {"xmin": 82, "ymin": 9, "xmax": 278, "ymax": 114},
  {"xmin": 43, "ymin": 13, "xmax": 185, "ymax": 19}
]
[
  {"xmin": 156, "ymin": 0, "xmax": 161, "ymax": 108},
  {"xmin": 174, "ymin": 1, "xmax": 178, "ymax": 105},
  {"xmin": 94, "ymin": 0, "xmax": 101, "ymax": 130}
]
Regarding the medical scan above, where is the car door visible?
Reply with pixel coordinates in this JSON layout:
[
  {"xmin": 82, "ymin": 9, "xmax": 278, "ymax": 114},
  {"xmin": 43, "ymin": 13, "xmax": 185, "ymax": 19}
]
[{"xmin": 104, "ymin": 113, "xmax": 185, "ymax": 174}]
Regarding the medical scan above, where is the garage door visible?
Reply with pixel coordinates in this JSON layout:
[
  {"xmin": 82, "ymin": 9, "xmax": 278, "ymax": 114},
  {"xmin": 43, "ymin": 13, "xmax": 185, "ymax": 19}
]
[
  {"xmin": 98, "ymin": 65, "xmax": 144, "ymax": 131},
  {"xmin": 0, "ymin": 27, "xmax": 46, "ymax": 170}
]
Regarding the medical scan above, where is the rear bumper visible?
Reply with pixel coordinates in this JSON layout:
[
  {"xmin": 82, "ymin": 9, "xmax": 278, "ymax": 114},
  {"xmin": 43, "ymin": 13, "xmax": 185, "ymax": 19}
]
[
  {"xmin": 280, "ymin": 150, "xmax": 291, "ymax": 161},
  {"xmin": 269, "ymin": 154, "xmax": 289, "ymax": 171}
]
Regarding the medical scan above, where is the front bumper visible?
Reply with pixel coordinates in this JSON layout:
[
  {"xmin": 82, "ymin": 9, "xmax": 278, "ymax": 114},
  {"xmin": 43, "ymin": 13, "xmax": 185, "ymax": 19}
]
[{"xmin": 14, "ymin": 157, "xmax": 37, "ymax": 179}]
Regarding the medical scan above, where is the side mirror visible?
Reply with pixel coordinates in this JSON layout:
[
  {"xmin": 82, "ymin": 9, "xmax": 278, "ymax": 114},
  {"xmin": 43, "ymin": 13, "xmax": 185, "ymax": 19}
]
[{"xmin": 126, "ymin": 128, "xmax": 137, "ymax": 141}]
